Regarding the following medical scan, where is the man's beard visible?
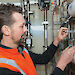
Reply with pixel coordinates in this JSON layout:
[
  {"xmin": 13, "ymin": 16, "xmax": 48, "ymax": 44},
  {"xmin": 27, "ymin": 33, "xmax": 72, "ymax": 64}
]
[
  {"xmin": 12, "ymin": 39, "xmax": 21, "ymax": 46},
  {"xmin": 17, "ymin": 33, "xmax": 27, "ymax": 46},
  {"xmin": 11, "ymin": 32, "xmax": 27, "ymax": 47}
]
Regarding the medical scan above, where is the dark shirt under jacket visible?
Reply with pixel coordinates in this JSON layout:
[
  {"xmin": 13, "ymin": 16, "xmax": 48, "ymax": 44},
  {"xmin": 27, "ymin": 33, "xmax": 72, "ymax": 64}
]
[
  {"xmin": 29, "ymin": 43, "xmax": 58, "ymax": 64},
  {"xmin": 51, "ymin": 67, "xmax": 64, "ymax": 75},
  {"xmin": 0, "ymin": 42, "xmax": 62, "ymax": 75}
]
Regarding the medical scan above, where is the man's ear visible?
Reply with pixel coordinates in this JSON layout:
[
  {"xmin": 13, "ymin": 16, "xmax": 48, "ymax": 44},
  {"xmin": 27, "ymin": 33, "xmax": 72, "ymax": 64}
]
[{"xmin": 1, "ymin": 25, "xmax": 11, "ymax": 36}]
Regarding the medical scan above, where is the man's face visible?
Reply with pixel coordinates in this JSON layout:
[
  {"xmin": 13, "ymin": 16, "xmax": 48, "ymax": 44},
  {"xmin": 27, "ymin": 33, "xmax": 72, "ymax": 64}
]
[{"xmin": 10, "ymin": 12, "xmax": 27, "ymax": 44}]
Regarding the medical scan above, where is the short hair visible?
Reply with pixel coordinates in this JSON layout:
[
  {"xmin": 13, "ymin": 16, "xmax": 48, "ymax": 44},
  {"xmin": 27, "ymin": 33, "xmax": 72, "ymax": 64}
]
[{"xmin": 0, "ymin": 3, "xmax": 22, "ymax": 40}]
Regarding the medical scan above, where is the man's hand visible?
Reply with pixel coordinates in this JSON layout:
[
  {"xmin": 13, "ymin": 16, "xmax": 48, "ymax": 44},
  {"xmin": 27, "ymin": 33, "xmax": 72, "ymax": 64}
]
[
  {"xmin": 53, "ymin": 27, "xmax": 68, "ymax": 46},
  {"xmin": 56, "ymin": 46, "xmax": 75, "ymax": 71}
]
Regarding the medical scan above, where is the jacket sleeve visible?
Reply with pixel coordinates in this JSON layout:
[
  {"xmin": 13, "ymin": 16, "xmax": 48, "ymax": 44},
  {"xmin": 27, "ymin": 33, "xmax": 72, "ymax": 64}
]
[
  {"xmin": 28, "ymin": 42, "xmax": 58, "ymax": 64},
  {"xmin": 0, "ymin": 67, "xmax": 22, "ymax": 75},
  {"xmin": 51, "ymin": 67, "xmax": 64, "ymax": 75}
]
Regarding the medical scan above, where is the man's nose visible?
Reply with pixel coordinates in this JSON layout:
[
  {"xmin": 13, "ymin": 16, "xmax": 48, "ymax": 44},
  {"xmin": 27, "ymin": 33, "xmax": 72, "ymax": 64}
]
[{"xmin": 24, "ymin": 26, "xmax": 28, "ymax": 32}]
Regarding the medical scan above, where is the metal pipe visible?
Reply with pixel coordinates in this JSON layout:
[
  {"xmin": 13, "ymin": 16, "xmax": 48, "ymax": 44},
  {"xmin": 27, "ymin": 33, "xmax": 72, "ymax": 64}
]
[
  {"xmin": 67, "ymin": 30, "xmax": 75, "ymax": 33},
  {"xmin": 64, "ymin": 30, "xmax": 75, "ymax": 33}
]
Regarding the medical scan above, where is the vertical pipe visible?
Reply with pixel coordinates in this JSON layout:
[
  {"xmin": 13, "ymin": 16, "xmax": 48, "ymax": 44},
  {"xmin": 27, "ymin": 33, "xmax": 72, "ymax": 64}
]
[{"xmin": 43, "ymin": 6, "xmax": 48, "ymax": 75}]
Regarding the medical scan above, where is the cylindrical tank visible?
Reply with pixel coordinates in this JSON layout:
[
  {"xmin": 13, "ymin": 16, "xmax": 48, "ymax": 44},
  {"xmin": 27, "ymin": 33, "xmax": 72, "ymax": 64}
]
[{"xmin": 68, "ymin": 0, "xmax": 75, "ymax": 17}]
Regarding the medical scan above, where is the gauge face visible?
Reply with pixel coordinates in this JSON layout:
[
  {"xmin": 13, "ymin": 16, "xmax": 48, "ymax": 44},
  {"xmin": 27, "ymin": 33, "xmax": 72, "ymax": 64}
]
[{"xmin": 26, "ymin": 38, "xmax": 31, "ymax": 45}]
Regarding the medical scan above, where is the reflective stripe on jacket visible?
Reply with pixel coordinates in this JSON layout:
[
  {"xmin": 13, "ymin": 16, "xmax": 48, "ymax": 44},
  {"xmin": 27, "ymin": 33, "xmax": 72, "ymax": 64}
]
[{"xmin": 0, "ymin": 58, "xmax": 26, "ymax": 75}]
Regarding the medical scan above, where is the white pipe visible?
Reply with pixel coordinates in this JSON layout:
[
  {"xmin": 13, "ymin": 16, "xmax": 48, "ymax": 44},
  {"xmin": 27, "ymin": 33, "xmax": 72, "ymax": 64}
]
[{"xmin": 0, "ymin": 1, "xmax": 38, "ymax": 5}]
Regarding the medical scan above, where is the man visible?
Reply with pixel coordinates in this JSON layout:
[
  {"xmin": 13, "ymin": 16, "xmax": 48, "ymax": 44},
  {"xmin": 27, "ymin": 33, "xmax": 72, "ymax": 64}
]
[{"xmin": 0, "ymin": 3, "xmax": 70, "ymax": 75}]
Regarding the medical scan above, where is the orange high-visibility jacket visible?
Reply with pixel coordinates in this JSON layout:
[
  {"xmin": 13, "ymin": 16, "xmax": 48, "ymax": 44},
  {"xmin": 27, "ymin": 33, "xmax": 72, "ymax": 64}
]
[{"xmin": 0, "ymin": 46, "xmax": 37, "ymax": 75}]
